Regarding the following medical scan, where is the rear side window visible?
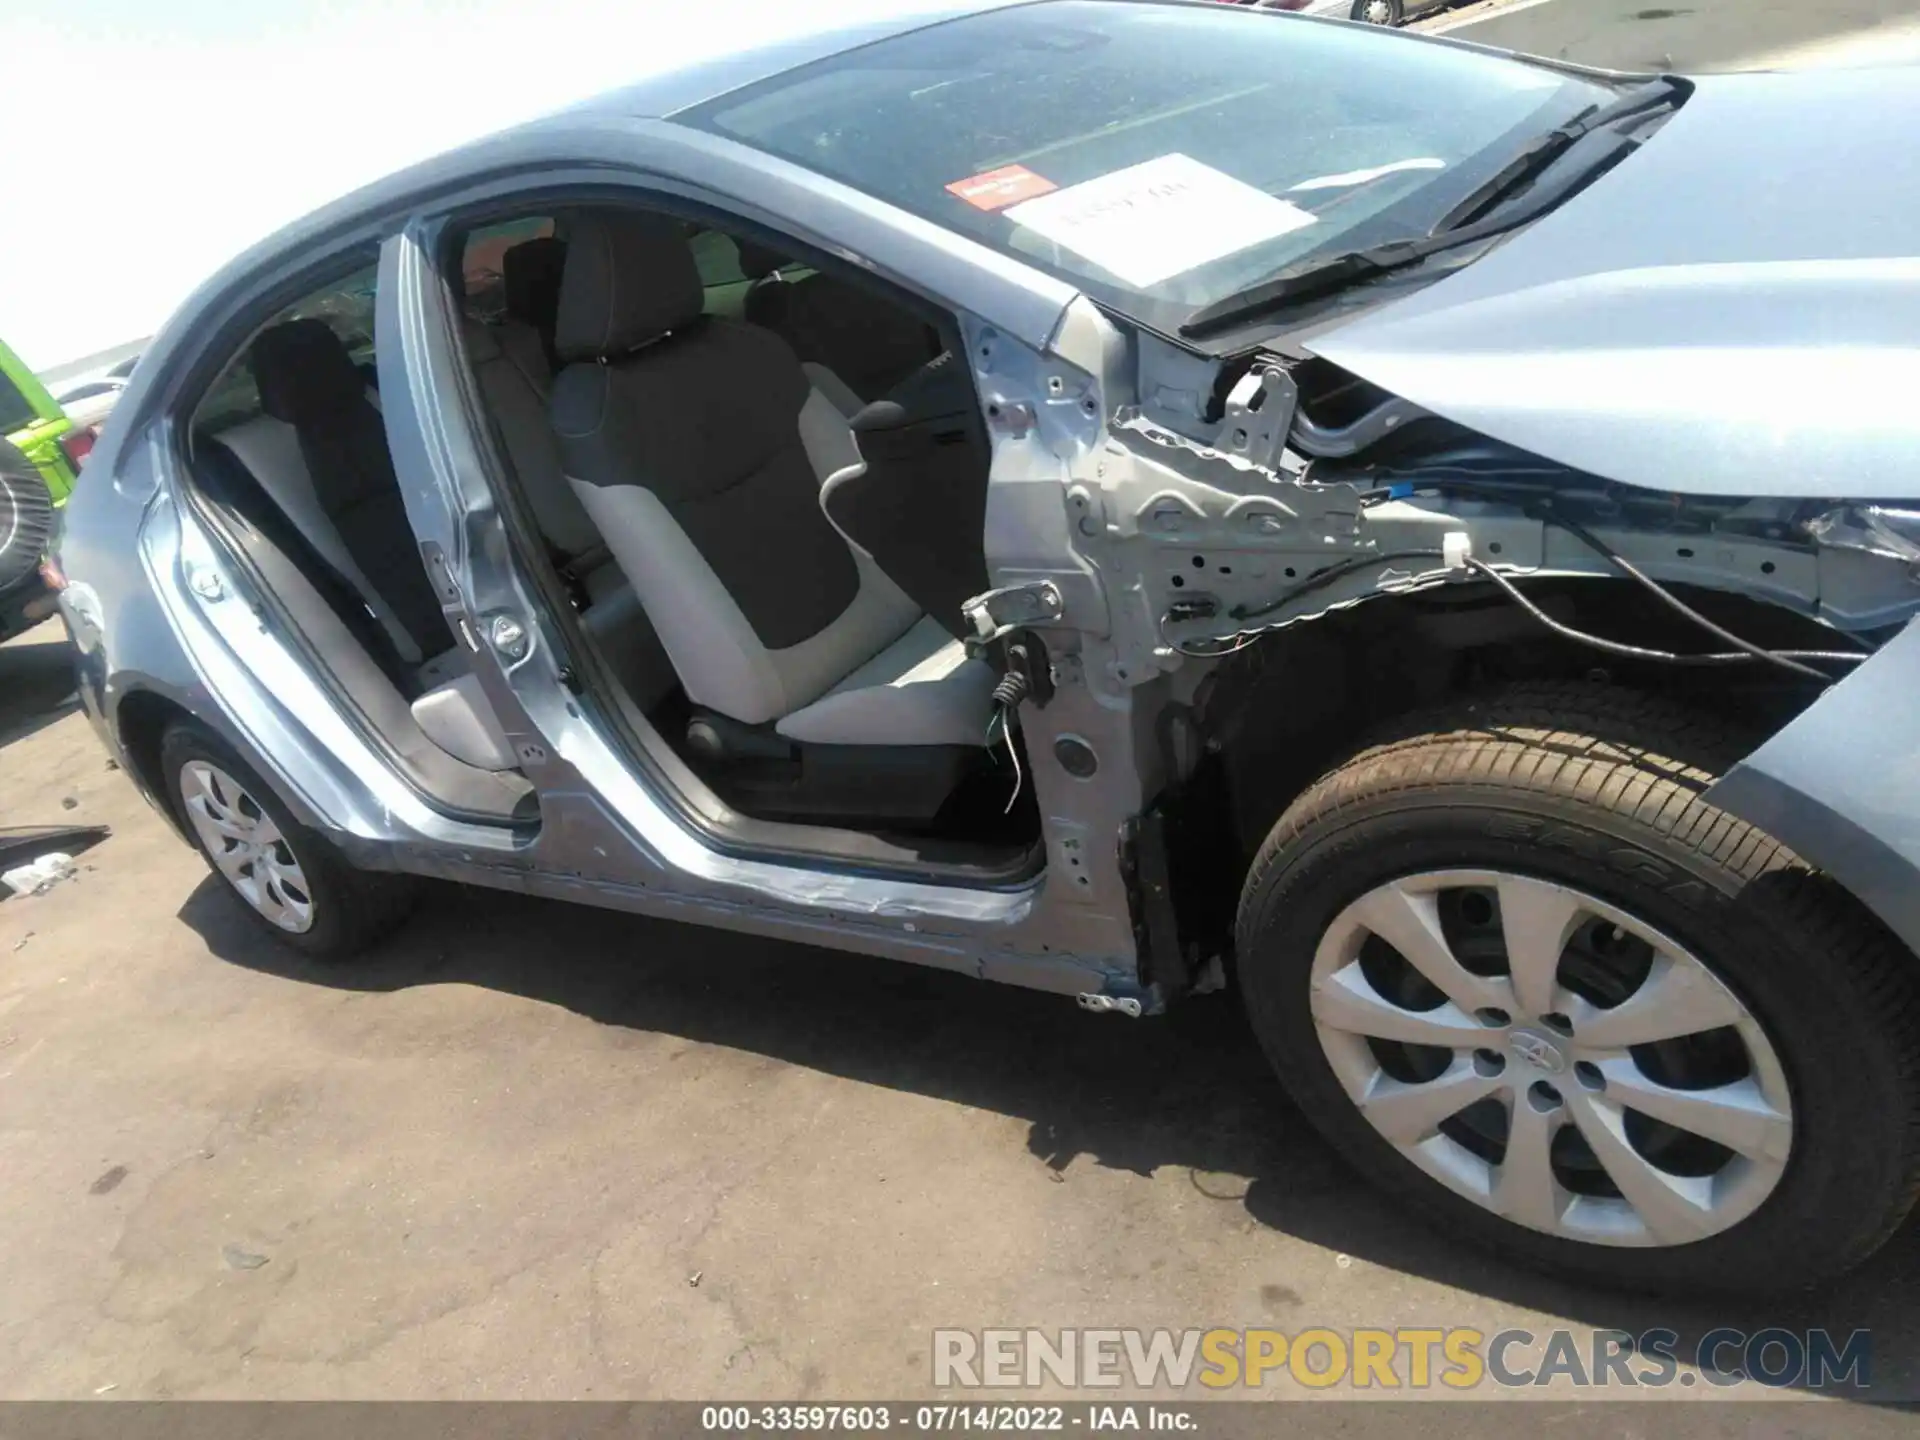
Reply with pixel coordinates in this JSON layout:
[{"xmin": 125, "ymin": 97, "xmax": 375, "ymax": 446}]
[
  {"xmin": 689, "ymin": 228, "xmax": 746, "ymax": 288},
  {"xmin": 461, "ymin": 217, "xmax": 557, "ymax": 319},
  {"xmin": 196, "ymin": 263, "xmax": 381, "ymax": 430},
  {"xmin": 456, "ymin": 216, "xmax": 747, "ymax": 320}
]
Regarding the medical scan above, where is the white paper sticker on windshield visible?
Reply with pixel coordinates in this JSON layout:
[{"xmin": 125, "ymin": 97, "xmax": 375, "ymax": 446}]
[{"xmin": 1003, "ymin": 154, "xmax": 1317, "ymax": 289}]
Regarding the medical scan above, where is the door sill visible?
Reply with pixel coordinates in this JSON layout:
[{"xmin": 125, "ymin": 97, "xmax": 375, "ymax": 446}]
[{"xmin": 624, "ymin": 695, "xmax": 1043, "ymax": 888}]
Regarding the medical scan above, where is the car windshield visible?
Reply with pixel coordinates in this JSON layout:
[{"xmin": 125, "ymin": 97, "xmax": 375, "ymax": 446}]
[{"xmin": 682, "ymin": 0, "xmax": 1621, "ymax": 335}]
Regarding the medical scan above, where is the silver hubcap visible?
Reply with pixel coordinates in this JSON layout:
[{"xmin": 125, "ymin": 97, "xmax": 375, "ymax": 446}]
[
  {"xmin": 1311, "ymin": 870, "xmax": 1792, "ymax": 1248},
  {"xmin": 1359, "ymin": 1, "xmax": 1395, "ymax": 22},
  {"xmin": 179, "ymin": 761, "xmax": 315, "ymax": 934}
]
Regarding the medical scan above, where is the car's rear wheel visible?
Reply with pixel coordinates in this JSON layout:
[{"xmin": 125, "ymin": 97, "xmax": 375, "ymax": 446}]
[
  {"xmin": 160, "ymin": 721, "xmax": 417, "ymax": 959},
  {"xmin": 1235, "ymin": 683, "xmax": 1920, "ymax": 1294}
]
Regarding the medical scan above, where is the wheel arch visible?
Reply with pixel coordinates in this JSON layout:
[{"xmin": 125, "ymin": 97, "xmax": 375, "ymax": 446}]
[
  {"xmin": 113, "ymin": 688, "xmax": 202, "ymax": 841},
  {"xmin": 1158, "ymin": 574, "xmax": 1863, "ymax": 964},
  {"xmin": 1707, "ymin": 616, "xmax": 1920, "ymax": 965}
]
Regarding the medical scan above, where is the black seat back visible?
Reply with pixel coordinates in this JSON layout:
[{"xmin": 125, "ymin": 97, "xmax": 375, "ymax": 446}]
[
  {"xmin": 737, "ymin": 242, "xmax": 942, "ymax": 403},
  {"xmin": 834, "ymin": 353, "xmax": 990, "ymax": 638},
  {"xmin": 248, "ymin": 319, "xmax": 452, "ymax": 659},
  {"xmin": 501, "ymin": 236, "xmax": 568, "ymax": 372}
]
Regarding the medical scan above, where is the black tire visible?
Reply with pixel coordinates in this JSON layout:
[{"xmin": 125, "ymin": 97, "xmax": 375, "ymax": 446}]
[
  {"xmin": 1235, "ymin": 682, "xmax": 1920, "ymax": 1294},
  {"xmin": 0, "ymin": 437, "xmax": 56, "ymax": 595},
  {"xmin": 1350, "ymin": 0, "xmax": 1406, "ymax": 24},
  {"xmin": 160, "ymin": 721, "xmax": 417, "ymax": 960}
]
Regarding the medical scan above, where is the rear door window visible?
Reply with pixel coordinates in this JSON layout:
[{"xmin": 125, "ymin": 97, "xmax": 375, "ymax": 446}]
[
  {"xmin": 461, "ymin": 217, "xmax": 557, "ymax": 319},
  {"xmin": 690, "ymin": 226, "xmax": 754, "ymax": 317},
  {"xmin": 196, "ymin": 263, "xmax": 381, "ymax": 429}
]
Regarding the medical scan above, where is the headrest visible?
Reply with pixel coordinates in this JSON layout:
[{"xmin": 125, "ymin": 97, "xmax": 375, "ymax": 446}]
[
  {"xmin": 249, "ymin": 319, "xmax": 365, "ymax": 424},
  {"xmin": 554, "ymin": 211, "xmax": 705, "ymax": 362},
  {"xmin": 735, "ymin": 240, "xmax": 789, "ymax": 281},
  {"xmin": 502, "ymin": 236, "xmax": 568, "ymax": 335}
]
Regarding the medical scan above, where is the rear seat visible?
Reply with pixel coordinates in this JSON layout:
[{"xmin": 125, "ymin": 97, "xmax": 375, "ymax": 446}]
[
  {"xmin": 206, "ymin": 319, "xmax": 516, "ymax": 772},
  {"xmin": 736, "ymin": 241, "xmax": 944, "ymax": 411},
  {"xmin": 215, "ymin": 412, "xmax": 426, "ymax": 664},
  {"xmin": 248, "ymin": 321, "xmax": 455, "ymax": 659},
  {"xmin": 464, "ymin": 238, "xmax": 678, "ymax": 713}
]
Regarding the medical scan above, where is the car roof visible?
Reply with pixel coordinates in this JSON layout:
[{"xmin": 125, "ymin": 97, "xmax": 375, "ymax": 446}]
[
  {"xmin": 185, "ymin": 0, "xmax": 1037, "ymax": 298},
  {"xmin": 96, "ymin": 0, "xmax": 1042, "ymax": 457},
  {"xmin": 290, "ymin": 0, "xmax": 1033, "ymax": 231}
]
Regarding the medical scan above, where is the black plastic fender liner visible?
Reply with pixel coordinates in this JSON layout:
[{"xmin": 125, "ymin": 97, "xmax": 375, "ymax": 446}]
[{"xmin": 0, "ymin": 438, "xmax": 56, "ymax": 595}]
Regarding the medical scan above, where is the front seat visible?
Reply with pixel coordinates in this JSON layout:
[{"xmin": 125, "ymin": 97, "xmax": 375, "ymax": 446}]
[
  {"xmin": 547, "ymin": 211, "xmax": 996, "ymax": 752},
  {"xmin": 463, "ymin": 237, "xmax": 679, "ymax": 714}
]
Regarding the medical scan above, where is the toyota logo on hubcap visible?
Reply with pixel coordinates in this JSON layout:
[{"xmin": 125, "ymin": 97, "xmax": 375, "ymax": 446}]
[{"xmin": 1509, "ymin": 1030, "xmax": 1568, "ymax": 1074}]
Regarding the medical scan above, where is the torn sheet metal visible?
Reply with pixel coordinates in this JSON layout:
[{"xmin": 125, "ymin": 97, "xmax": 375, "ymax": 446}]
[{"xmin": 1806, "ymin": 507, "xmax": 1920, "ymax": 566}]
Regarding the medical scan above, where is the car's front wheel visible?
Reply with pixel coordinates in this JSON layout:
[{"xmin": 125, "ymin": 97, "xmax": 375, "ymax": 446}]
[
  {"xmin": 1236, "ymin": 683, "xmax": 1920, "ymax": 1294},
  {"xmin": 160, "ymin": 721, "xmax": 416, "ymax": 959}
]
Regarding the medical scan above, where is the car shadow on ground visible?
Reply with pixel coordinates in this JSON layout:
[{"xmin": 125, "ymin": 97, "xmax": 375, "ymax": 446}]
[
  {"xmin": 183, "ymin": 874, "xmax": 1919, "ymax": 1402},
  {"xmin": 0, "ymin": 632, "xmax": 79, "ymax": 747}
]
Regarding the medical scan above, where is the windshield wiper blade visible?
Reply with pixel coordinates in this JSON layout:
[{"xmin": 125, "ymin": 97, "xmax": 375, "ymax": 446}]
[
  {"xmin": 1178, "ymin": 77, "xmax": 1687, "ymax": 341},
  {"xmin": 1429, "ymin": 74, "xmax": 1686, "ymax": 234},
  {"xmin": 1178, "ymin": 243, "xmax": 1424, "ymax": 337}
]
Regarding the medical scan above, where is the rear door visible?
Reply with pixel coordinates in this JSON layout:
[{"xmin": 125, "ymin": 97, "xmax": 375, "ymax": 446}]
[{"xmin": 371, "ymin": 225, "xmax": 541, "ymax": 776}]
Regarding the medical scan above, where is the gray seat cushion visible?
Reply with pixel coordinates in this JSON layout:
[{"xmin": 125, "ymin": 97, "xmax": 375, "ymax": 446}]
[
  {"xmin": 775, "ymin": 615, "xmax": 998, "ymax": 747},
  {"xmin": 411, "ymin": 671, "xmax": 517, "ymax": 771}
]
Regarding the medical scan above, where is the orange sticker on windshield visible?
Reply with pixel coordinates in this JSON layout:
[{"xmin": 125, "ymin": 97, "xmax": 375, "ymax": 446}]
[{"xmin": 946, "ymin": 164, "xmax": 1058, "ymax": 212}]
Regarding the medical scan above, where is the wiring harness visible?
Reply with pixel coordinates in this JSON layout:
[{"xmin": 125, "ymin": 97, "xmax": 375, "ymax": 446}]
[
  {"xmin": 1165, "ymin": 505, "xmax": 1875, "ymax": 681},
  {"xmin": 988, "ymin": 669, "xmax": 1030, "ymax": 813}
]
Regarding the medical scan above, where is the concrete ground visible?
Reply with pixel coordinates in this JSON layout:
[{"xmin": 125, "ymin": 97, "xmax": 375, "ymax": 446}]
[{"xmin": 4, "ymin": 608, "xmax": 1920, "ymax": 1408}]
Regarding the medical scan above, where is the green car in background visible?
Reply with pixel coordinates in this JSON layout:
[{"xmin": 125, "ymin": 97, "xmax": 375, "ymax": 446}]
[
  {"xmin": 1, "ymin": 335, "xmax": 80, "ymax": 641},
  {"xmin": 0, "ymin": 334, "xmax": 79, "ymax": 504}
]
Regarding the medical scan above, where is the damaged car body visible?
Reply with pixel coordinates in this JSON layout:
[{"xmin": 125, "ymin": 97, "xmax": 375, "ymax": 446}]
[{"xmin": 55, "ymin": 0, "xmax": 1920, "ymax": 1294}]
